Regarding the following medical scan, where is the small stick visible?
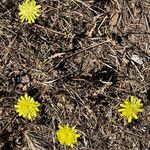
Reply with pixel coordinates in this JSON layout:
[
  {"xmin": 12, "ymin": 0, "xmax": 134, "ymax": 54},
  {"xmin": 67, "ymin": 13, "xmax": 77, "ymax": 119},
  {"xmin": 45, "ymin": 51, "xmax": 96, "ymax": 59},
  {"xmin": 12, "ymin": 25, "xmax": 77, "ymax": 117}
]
[
  {"xmin": 72, "ymin": 0, "xmax": 98, "ymax": 15},
  {"xmin": 35, "ymin": 24, "xmax": 66, "ymax": 36},
  {"xmin": 0, "ymin": 114, "xmax": 17, "ymax": 135}
]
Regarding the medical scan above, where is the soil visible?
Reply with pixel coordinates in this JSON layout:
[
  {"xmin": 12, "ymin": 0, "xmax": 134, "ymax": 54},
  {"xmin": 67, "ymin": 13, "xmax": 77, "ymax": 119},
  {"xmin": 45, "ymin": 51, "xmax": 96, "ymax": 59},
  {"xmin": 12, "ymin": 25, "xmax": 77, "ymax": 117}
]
[{"xmin": 0, "ymin": 0, "xmax": 150, "ymax": 150}]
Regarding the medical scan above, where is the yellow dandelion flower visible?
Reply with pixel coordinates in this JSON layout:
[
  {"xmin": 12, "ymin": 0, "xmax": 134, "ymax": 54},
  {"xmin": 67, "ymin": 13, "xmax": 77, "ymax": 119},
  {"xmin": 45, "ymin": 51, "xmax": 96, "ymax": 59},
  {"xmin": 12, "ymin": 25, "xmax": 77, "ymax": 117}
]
[
  {"xmin": 56, "ymin": 124, "xmax": 80, "ymax": 148},
  {"xmin": 118, "ymin": 96, "xmax": 143, "ymax": 123},
  {"xmin": 14, "ymin": 93, "xmax": 41, "ymax": 120},
  {"xmin": 18, "ymin": 0, "xmax": 41, "ymax": 23}
]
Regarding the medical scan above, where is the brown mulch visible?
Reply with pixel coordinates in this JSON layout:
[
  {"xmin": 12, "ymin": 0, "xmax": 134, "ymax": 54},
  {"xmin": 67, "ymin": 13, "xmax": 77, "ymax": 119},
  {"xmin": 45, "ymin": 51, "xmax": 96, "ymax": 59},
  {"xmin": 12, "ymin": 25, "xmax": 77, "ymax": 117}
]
[{"xmin": 0, "ymin": 0, "xmax": 150, "ymax": 149}]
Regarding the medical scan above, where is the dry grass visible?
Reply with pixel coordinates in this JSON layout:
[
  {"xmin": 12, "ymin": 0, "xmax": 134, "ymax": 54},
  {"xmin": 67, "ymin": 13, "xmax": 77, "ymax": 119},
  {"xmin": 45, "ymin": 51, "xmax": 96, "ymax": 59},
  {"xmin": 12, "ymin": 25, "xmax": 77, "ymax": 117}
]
[{"xmin": 0, "ymin": 0, "xmax": 150, "ymax": 149}]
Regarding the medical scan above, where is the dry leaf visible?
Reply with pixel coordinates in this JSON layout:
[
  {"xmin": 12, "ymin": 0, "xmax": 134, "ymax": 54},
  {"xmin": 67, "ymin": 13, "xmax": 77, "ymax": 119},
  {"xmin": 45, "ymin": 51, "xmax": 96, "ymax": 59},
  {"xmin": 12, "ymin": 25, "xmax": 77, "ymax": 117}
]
[{"xmin": 109, "ymin": 12, "xmax": 119, "ymax": 30}]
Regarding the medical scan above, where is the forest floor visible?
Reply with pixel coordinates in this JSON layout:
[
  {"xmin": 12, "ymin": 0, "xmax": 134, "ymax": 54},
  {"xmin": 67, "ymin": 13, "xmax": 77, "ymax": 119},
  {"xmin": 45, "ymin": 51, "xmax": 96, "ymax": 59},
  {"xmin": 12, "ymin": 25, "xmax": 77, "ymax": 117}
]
[{"xmin": 0, "ymin": 0, "xmax": 150, "ymax": 150}]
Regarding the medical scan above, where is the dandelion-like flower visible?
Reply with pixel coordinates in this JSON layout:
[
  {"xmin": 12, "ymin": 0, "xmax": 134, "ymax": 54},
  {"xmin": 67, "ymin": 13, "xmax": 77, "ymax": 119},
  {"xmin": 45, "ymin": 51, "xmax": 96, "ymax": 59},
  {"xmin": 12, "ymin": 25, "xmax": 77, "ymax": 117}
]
[
  {"xmin": 56, "ymin": 124, "xmax": 80, "ymax": 148},
  {"xmin": 14, "ymin": 93, "xmax": 41, "ymax": 120},
  {"xmin": 18, "ymin": 0, "xmax": 41, "ymax": 23},
  {"xmin": 118, "ymin": 96, "xmax": 143, "ymax": 123}
]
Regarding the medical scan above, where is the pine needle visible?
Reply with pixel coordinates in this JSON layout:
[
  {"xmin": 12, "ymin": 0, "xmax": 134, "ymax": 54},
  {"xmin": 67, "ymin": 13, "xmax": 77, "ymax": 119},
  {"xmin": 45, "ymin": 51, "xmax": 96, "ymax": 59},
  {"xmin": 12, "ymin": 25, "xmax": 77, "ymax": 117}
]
[{"xmin": 24, "ymin": 130, "xmax": 49, "ymax": 150}]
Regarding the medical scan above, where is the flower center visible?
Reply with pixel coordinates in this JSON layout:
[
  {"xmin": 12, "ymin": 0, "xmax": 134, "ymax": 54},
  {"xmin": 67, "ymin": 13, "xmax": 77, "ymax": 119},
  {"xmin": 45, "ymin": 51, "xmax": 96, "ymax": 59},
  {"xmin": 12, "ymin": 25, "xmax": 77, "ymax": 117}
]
[
  {"xmin": 24, "ymin": 102, "xmax": 32, "ymax": 110},
  {"xmin": 128, "ymin": 105, "xmax": 133, "ymax": 112},
  {"xmin": 27, "ymin": 7, "xmax": 33, "ymax": 13}
]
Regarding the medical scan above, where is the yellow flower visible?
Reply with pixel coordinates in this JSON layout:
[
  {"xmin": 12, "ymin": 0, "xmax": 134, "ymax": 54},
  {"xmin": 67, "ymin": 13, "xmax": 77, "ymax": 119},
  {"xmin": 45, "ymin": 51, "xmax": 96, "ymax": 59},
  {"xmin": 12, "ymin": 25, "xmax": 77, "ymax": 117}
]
[
  {"xmin": 18, "ymin": 0, "xmax": 41, "ymax": 23},
  {"xmin": 14, "ymin": 93, "xmax": 41, "ymax": 120},
  {"xmin": 56, "ymin": 124, "xmax": 80, "ymax": 148},
  {"xmin": 118, "ymin": 96, "xmax": 143, "ymax": 123}
]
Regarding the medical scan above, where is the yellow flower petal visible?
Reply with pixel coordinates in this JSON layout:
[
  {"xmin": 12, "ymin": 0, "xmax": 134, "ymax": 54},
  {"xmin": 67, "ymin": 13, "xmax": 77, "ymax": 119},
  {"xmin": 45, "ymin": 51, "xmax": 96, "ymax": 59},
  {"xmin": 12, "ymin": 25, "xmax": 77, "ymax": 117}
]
[
  {"xmin": 136, "ymin": 99, "xmax": 142, "ymax": 104},
  {"xmin": 56, "ymin": 124, "xmax": 80, "ymax": 147},
  {"xmin": 137, "ymin": 108, "xmax": 143, "ymax": 112},
  {"xmin": 118, "ymin": 108, "xmax": 126, "ymax": 112},
  {"xmin": 128, "ymin": 115, "xmax": 132, "ymax": 123},
  {"xmin": 14, "ymin": 93, "xmax": 41, "ymax": 120},
  {"xmin": 118, "ymin": 96, "xmax": 143, "ymax": 123},
  {"xmin": 132, "ymin": 113, "xmax": 138, "ymax": 119},
  {"xmin": 120, "ymin": 104, "xmax": 127, "ymax": 108},
  {"xmin": 18, "ymin": 0, "xmax": 41, "ymax": 23},
  {"xmin": 124, "ymin": 100, "xmax": 129, "ymax": 105}
]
